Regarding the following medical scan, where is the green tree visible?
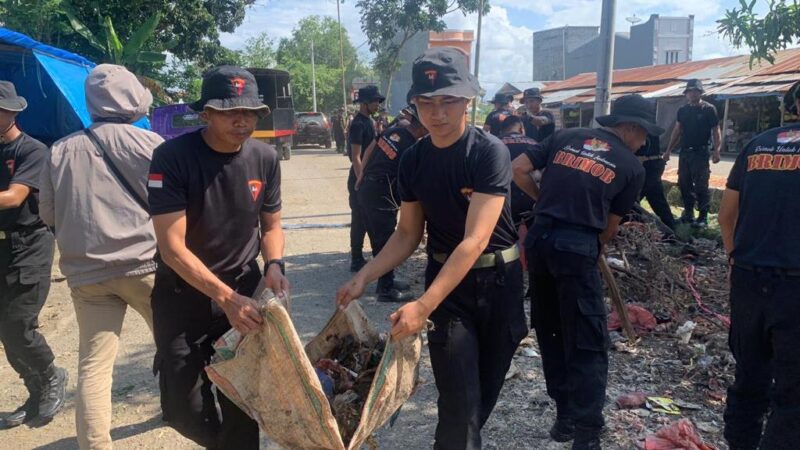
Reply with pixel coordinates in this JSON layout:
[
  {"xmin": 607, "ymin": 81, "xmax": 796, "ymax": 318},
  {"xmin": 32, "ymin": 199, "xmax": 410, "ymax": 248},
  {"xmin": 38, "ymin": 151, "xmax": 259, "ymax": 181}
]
[
  {"xmin": 237, "ymin": 33, "xmax": 278, "ymax": 69},
  {"xmin": 276, "ymin": 16, "xmax": 370, "ymax": 113},
  {"xmin": 718, "ymin": 0, "xmax": 800, "ymax": 63},
  {"xmin": 356, "ymin": 0, "xmax": 489, "ymax": 107}
]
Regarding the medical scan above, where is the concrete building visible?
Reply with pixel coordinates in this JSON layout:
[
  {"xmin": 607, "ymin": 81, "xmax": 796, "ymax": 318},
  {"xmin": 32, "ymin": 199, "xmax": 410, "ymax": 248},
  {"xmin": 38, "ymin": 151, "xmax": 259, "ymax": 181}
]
[
  {"xmin": 534, "ymin": 15, "xmax": 694, "ymax": 80},
  {"xmin": 386, "ymin": 30, "xmax": 474, "ymax": 114},
  {"xmin": 532, "ymin": 26, "xmax": 599, "ymax": 81}
]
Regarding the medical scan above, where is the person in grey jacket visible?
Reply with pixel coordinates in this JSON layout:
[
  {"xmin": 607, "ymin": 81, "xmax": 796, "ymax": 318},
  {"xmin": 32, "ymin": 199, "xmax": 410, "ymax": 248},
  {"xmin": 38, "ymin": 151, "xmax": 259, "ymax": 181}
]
[{"xmin": 38, "ymin": 64, "xmax": 163, "ymax": 450}]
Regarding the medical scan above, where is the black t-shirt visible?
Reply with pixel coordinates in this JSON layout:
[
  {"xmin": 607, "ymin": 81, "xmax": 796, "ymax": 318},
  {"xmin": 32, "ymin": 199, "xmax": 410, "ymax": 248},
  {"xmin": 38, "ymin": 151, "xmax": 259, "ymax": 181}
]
[
  {"xmin": 726, "ymin": 124, "xmax": 800, "ymax": 268},
  {"xmin": 677, "ymin": 101, "xmax": 719, "ymax": 148},
  {"xmin": 363, "ymin": 126, "xmax": 416, "ymax": 179},
  {"xmin": 526, "ymin": 128, "xmax": 645, "ymax": 231},
  {"xmin": 398, "ymin": 126, "xmax": 517, "ymax": 254},
  {"xmin": 347, "ymin": 112, "xmax": 375, "ymax": 161},
  {"xmin": 636, "ymin": 135, "xmax": 662, "ymax": 157},
  {"xmin": 0, "ymin": 133, "xmax": 46, "ymax": 231},
  {"xmin": 522, "ymin": 110, "xmax": 556, "ymax": 142},
  {"xmin": 484, "ymin": 108, "xmax": 514, "ymax": 136},
  {"xmin": 500, "ymin": 133, "xmax": 537, "ymax": 225},
  {"xmin": 148, "ymin": 130, "xmax": 282, "ymax": 274}
]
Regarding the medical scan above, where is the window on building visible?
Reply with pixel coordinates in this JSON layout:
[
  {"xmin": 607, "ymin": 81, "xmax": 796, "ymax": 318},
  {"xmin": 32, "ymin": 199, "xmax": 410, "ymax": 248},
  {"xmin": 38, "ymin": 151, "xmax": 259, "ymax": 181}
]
[{"xmin": 666, "ymin": 50, "xmax": 680, "ymax": 64}]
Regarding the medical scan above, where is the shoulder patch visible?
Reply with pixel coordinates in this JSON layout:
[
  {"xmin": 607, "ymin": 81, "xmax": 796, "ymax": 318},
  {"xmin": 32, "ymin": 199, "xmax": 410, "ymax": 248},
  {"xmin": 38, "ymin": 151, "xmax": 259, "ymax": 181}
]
[{"xmin": 583, "ymin": 138, "xmax": 611, "ymax": 152}]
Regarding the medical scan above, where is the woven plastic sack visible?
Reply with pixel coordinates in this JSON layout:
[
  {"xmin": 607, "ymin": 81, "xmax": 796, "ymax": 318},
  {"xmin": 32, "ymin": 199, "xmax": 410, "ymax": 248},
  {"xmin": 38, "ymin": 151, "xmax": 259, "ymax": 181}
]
[{"xmin": 206, "ymin": 295, "xmax": 422, "ymax": 450}]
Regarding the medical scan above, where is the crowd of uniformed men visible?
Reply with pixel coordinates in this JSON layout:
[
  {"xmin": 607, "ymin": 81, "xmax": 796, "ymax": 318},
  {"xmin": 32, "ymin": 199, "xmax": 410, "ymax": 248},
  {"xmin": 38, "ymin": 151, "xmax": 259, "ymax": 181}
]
[{"xmin": 0, "ymin": 42, "xmax": 798, "ymax": 450}]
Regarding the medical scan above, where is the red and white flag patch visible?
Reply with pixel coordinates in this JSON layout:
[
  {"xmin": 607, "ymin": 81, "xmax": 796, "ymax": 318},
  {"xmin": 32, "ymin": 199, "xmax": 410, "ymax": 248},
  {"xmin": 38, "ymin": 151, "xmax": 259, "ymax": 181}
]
[{"xmin": 148, "ymin": 174, "xmax": 163, "ymax": 188}]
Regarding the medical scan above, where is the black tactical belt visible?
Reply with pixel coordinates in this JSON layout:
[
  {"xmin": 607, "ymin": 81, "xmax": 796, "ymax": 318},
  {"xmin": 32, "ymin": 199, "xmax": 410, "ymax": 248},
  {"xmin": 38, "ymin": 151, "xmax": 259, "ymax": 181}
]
[
  {"xmin": 432, "ymin": 246, "xmax": 519, "ymax": 269},
  {"xmin": 638, "ymin": 155, "xmax": 664, "ymax": 162}
]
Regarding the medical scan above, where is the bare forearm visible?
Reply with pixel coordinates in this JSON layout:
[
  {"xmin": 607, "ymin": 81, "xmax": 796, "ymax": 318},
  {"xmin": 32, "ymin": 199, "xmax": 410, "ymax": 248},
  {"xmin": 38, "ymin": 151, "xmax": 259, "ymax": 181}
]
[
  {"xmin": 261, "ymin": 227, "xmax": 285, "ymax": 262},
  {"xmin": 352, "ymin": 148, "xmax": 363, "ymax": 177},
  {"xmin": 719, "ymin": 217, "xmax": 736, "ymax": 256},
  {"xmin": 357, "ymin": 228, "xmax": 421, "ymax": 284},
  {"xmin": 420, "ymin": 236, "xmax": 486, "ymax": 311},
  {"xmin": 513, "ymin": 171, "xmax": 540, "ymax": 200},
  {"xmin": 159, "ymin": 245, "xmax": 234, "ymax": 305},
  {"xmin": 666, "ymin": 127, "xmax": 680, "ymax": 153},
  {"xmin": 361, "ymin": 142, "xmax": 376, "ymax": 173},
  {"xmin": 713, "ymin": 128, "xmax": 722, "ymax": 151},
  {"xmin": 0, "ymin": 191, "xmax": 24, "ymax": 209}
]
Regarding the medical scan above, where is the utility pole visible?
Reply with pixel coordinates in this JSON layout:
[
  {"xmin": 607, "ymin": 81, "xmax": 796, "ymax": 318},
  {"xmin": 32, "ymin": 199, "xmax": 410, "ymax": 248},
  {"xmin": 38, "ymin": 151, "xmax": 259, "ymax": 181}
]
[
  {"xmin": 594, "ymin": 0, "xmax": 617, "ymax": 120},
  {"xmin": 336, "ymin": 0, "xmax": 348, "ymax": 119},
  {"xmin": 311, "ymin": 38, "xmax": 318, "ymax": 112},
  {"xmin": 470, "ymin": 0, "xmax": 485, "ymax": 126}
]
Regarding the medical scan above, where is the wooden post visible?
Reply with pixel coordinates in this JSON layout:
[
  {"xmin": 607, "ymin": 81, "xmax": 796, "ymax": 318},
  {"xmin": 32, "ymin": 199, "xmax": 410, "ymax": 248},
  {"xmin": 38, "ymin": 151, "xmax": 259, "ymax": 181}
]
[{"xmin": 598, "ymin": 256, "xmax": 636, "ymax": 342}]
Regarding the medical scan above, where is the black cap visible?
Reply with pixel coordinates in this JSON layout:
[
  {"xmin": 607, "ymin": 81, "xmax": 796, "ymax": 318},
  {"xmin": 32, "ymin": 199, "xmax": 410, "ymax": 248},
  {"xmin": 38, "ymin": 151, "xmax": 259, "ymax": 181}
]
[
  {"xmin": 406, "ymin": 46, "xmax": 480, "ymax": 101},
  {"xmin": 492, "ymin": 92, "xmax": 513, "ymax": 104},
  {"xmin": 783, "ymin": 80, "xmax": 800, "ymax": 114},
  {"xmin": 684, "ymin": 79, "xmax": 704, "ymax": 94},
  {"xmin": 595, "ymin": 94, "xmax": 665, "ymax": 136},
  {"xmin": 522, "ymin": 87, "xmax": 544, "ymax": 100},
  {"xmin": 0, "ymin": 81, "xmax": 27, "ymax": 112},
  {"xmin": 354, "ymin": 85, "xmax": 385, "ymax": 104},
  {"xmin": 190, "ymin": 66, "xmax": 269, "ymax": 114},
  {"xmin": 400, "ymin": 104, "xmax": 419, "ymax": 121}
]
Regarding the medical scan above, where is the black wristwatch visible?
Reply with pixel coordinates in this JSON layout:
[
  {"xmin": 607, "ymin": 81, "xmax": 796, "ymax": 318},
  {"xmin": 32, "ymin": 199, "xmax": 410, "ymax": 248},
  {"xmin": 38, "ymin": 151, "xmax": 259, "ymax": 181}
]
[{"xmin": 267, "ymin": 259, "xmax": 285, "ymax": 275}]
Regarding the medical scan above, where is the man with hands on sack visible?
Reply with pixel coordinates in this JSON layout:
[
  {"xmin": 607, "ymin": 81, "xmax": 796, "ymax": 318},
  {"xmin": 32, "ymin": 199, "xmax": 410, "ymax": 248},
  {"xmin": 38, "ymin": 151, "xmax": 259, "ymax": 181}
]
[{"xmin": 337, "ymin": 46, "xmax": 527, "ymax": 450}]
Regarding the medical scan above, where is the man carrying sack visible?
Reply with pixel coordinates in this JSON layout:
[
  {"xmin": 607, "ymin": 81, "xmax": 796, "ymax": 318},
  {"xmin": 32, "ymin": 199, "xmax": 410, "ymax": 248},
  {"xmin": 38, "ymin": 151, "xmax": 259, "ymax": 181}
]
[
  {"xmin": 338, "ymin": 47, "xmax": 527, "ymax": 449},
  {"xmin": 149, "ymin": 66, "xmax": 289, "ymax": 449}
]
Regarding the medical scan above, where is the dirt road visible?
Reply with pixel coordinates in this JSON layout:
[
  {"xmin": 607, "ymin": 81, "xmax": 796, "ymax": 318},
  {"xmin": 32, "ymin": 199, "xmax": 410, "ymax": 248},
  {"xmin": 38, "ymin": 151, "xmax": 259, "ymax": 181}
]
[{"xmin": 0, "ymin": 146, "xmax": 727, "ymax": 449}]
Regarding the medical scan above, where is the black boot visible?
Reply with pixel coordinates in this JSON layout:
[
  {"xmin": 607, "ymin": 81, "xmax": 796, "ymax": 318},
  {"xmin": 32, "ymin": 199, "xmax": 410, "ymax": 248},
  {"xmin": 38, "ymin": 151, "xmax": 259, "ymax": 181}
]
[
  {"xmin": 36, "ymin": 365, "xmax": 67, "ymax": 423},
  {"xmin": 549, "ymin": 417, "xmax": 575, "ymax": 442},
  {"xmin": 377, "ymin": 286, "xmax": 414, "ymax": 303},
  {"xmin": 0, "ymin": 376, "xmax": 41, "ymax": 429},
  {"xmin": 693, "ymin": 212, "xmax": 709, "ymax": 229},
  {"xmin": 350, "ymin": 253, "xmax": 367, "ymax": 272},
  {"xmin": 572, "ymin": 427, "xmax": 602, "ymax": 450}
]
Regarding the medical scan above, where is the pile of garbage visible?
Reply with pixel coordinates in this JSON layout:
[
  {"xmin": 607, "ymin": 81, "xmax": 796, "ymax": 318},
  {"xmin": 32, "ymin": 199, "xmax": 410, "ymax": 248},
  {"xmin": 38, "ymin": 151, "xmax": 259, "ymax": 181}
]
[{"xmin": 314, "ymin": 334, "xmax": 387, "ymax": 445}]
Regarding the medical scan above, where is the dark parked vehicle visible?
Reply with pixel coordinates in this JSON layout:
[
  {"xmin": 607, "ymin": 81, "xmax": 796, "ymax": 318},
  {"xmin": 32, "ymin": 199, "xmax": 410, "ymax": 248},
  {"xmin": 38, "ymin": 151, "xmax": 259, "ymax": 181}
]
[{"xmin": 293, "ymin": 112, "xmax": 332, "ymax": 148}]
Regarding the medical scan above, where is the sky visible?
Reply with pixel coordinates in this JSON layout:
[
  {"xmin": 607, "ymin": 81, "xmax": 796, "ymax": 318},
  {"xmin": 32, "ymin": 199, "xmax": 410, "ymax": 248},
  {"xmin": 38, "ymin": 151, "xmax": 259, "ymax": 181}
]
[{"xmin": 220, "ymin": 0, "xmax": 770, "ymax": 97}]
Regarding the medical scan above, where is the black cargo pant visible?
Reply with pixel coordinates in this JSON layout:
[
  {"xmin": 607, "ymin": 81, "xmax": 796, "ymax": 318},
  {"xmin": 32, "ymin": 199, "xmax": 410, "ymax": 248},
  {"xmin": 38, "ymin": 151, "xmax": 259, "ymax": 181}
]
[
  {"xmin": 152, "ymin": 260, "xmax": 261, "ymax": 450},
  {"xmin": 724, "ymin": 266, "xmax": 800, "ymax": 450},
  {"xmin": 0, "ymin": 227, "xmax": 56, "ymax": 384},
  {"xmin": 357, "ymin": 175, "xmax": 398, "ymax": 290},
  {"xmin": 677, "ymin": 146, "xmax": 711, "ymax": 219},
  {"xmin": 426, "ymin": 256, "xmax": 527, "ymax": 450},
  {"xmin": 348, "ymin": 168, "xmax": 367, "ymax": 259},
  {"xmin": 640, "ymin": 159, "xmax": 676, "ymax": 230},
  {"xmin": 526, "ymin": 220, "xmax": 608, "ymax": 439}
]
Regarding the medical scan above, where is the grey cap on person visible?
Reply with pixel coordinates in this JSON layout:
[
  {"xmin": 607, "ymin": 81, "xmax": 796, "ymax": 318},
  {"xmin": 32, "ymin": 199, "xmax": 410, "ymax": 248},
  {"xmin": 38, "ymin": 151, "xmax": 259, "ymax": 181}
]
[
  {"xmin": 406, "ymin": 46, "xmax": 480, "ymax": 101},
  {"xmin": 0, "ymin": 81, "xmax": 27, "ymax": 112},
  {"xmin": 85, "ymin": 64, "xmax": 153, "ymax": 123}
]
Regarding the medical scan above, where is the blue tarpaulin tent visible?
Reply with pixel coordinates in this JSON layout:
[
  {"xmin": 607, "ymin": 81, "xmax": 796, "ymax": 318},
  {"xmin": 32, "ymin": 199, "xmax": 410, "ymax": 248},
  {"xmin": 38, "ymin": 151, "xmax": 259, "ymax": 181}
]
[{"xmin": 0, "ymin": 27, "xmax": 149, "ymax": 144}]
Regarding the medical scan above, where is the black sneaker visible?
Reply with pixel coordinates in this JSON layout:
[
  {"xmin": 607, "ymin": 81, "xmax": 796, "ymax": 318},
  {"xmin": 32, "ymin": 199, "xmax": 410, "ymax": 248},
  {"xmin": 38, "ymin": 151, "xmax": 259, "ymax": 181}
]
[
  {"xmin": 572, "ymin": 437, "xmax": 601, "ymax": 450},
  {"xmin": 692, "ymin": 219, "xmax": 708, "ymax": 229},
  {"xmin": 377, "ymin": 288, "xmax": 414, "ymax": 303},
  {"xmin": 350, "ymin": 257, "xmax": 367, "ymax": 272},
  {"xmin": 0, "ymin": 396, "xmax": 39, "ymax": 429},
  {"xmin": 549, "ymin": 417, "xmax": 575, "ymax": 442},
  {"xmin": 390, "ymin": 278, "xmax": 411, "ymax": 291},
  {"xmin": 36, "ymin": 366, "xmax": 67, "ymax": 424}
]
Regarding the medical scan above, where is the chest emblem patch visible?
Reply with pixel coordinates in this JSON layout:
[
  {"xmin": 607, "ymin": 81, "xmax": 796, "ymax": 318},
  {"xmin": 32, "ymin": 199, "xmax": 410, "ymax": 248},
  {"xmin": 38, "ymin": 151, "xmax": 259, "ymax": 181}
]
[
  {"xmin": 248, "ymin": 180, "xmax": 263, "ymax": 202},
  {"xmin": 777, "ymin": 130, "xmax": 800, "ymax": 144},
  {"xmin": 5, "ymin": 159, "xmax": 14, "ymax": 176},
  {"xmin": 460, "ymin": 187, "xmax": 474, "ymax": 201},
  {"xmin": 583, "ymin": 138, "xmax": 611, "ymax": 152},
  {"xmin": 389, "ymin": 133, "xmax": 401, "ymax": 143}
]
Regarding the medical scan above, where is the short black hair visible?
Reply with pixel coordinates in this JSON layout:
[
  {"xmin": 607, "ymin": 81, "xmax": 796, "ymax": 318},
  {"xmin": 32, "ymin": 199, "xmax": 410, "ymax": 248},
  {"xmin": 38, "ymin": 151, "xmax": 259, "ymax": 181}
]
[{"xmin": 501, "ymin": 115, "xmax": 523, "ymax": 133}]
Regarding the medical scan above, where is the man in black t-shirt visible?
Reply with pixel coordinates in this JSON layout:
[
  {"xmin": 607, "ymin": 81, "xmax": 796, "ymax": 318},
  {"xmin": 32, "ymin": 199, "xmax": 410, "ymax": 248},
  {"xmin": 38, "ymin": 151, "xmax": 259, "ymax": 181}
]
[
  {"xmin": 338, "ymin": 47, "xmax": 525, "ymax": 450},
  {"xmin": 148, "ymin": 66, "xmax": 287, "ymax": 450},
  {"xmin": 347, "ymin": 85, "xmax": 384, "ymax": 272},
  {"xmin": 332, "ymin": 108, "xmax": 346, "ymax": 153},
  {"xmin": 0, "ymin": 81, "xmax": 67, "ymax": 429},
  {"xmin": 664, "ymin": 79, "xmax": 721, "ymax": 227},
  {"xmin": 512, "ymin": 94, "xmax": 652, "ymax": 450},
  {"xmin": 356, "ymin": 105, "xmax": 427, "ymax": 302},
  {"xmin": 499, "ymin": 115, "xmax": 537, "ymax": 227},
  {"xmin": 483, "ymin": 92, "xmax": 515, "ymax": 136},
  {"xmin": 521, "ymin": 87, "xmax": 555, "ymax": 142},
  {"xmin": 636, "ymin": 135, "xmax": 676, "ymax": 230},
  {"xmin": 717, "ymin": 84, "xmax": 800, "ymax": 450}
]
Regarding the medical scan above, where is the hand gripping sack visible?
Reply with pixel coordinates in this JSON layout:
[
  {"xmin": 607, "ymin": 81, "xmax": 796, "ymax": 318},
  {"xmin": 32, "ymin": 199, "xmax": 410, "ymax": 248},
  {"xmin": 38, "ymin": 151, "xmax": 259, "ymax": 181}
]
[{"xmin": 206, "ymin": 296, "xmax": 422, "ymax": 450}]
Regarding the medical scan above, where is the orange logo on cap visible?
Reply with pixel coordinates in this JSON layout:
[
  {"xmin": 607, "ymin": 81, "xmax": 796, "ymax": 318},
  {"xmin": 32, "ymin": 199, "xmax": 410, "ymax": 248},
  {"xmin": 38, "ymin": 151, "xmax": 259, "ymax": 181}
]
[
  {"xmin": 231, "ymin": 77, "xmax": 247, "ymax": 96},
  {"xmin": 424, "ymin": 69, "xmax": 438, "ymax": 85},
  {"xmin": 248, "ymin": 180, "xmax": 263, "ymax": 201}
]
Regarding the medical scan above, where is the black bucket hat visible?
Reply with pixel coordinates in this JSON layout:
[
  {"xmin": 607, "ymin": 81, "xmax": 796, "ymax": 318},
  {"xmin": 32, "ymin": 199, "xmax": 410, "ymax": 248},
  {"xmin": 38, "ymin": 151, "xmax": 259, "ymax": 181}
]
[
  {"xmin": 492, "ymin": 92, "xmax": 512, "ymax": 104},
  {"xmin": 354, "ymin": 85, "xmax": 385, "ymax": 104},
  {"xmin": 400, "ymin": 104, "xmax": 420, "ymax": 121},
  {"xmin": 523, "ymin": 87, "xmax": 544, "ymax": 100},
  {"xmin": 407, "ymin": 47, "xmax": 480, "ymax": 101},
  {"xmin": 783, "ymin": 80, "xmax": 800, "ymax": 115},
  {"xmin": 190, "ymin": 66, "xmax": 269, "ymax": 114},
  {"xmin": 684, "ymin": 79, "xmax": 704, "ymax": 94},
  {"xmin": 595, "ymin": 94, "xmax": 665, "ymax": 136},
  {"xmin": 0, "ymin": 81, "xmax": 28, "ymax": 112}
]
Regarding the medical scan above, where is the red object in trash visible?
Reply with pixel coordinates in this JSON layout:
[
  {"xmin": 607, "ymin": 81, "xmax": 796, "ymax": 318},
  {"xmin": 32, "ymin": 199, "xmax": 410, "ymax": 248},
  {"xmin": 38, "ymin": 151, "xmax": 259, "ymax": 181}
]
[
  {"xmin": 608, "ymin": 304, "xmax": 657, "ymax": 335},
  {"xmin": 644, "ymin": 419, "xmax": 717, "ymax": 450}
]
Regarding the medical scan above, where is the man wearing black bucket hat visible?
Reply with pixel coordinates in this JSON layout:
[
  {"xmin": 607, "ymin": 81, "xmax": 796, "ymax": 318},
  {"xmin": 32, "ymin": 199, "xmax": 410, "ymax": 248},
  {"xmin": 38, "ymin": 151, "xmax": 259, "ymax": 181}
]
[
  {"xmin": 717, "ymin": 81, "xmax": 800, "ymax": 450},
  {"xmin": 512, "ymin": 94, "xmax": 653, "ymax": 450},
  {"xmin": 484, "ymin": 92, "xmax": 515, "ymax": 136},
  {"xmin": 0, "ymin": 80, "xmax": 67, "ymax": 429},
  {"xmin": 521, "ymin": 87, "xmax": 555, "ymax": 142},
  {"xmin": 338, "ymin": 46, "xmax": 526, "ymax": 449},
  {"xmin": 347, "ymin": 85, "xmax": 384, "ymax": 272},
  {"xmin": 664, "ymin": 79, "xmax": 721, "ymax": 228},
  {"xmin": 148, "ymin": 66, "xmax": 288, "ymax": 449}
]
